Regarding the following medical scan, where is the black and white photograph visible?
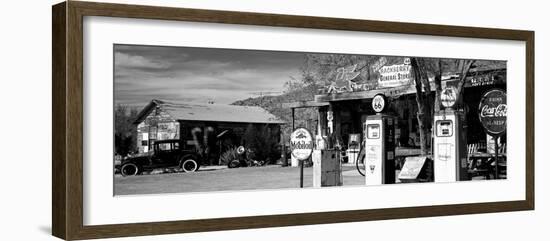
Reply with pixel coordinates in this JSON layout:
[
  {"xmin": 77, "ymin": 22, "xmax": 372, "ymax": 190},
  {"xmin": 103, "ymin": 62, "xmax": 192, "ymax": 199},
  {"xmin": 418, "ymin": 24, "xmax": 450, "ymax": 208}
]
[
  {"xmin": 113, "ymin": 44, "xmax": 507, "ymax": 195},
  {"xmin": 1, "ymin": 0, "xmax": 545, "ymax": 240}
]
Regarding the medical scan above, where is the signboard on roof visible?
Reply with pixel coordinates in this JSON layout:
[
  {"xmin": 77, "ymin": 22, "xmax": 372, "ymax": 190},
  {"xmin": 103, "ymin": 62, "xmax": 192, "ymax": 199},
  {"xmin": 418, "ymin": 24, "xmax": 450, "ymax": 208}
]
[
  {"xmin": 325, "ymin": 64, "xmax": 366, "ymax": 94},
  {"xmin": 371, "ymin": 57, "xmax": 387, "ymax": 72},
  {"xmin": 378, "ymin": 64, "xmax": 412, "ymax": 88},
  {"xmin": 319, "ymin": 59, "xmax": 416, "ymax": 95}
]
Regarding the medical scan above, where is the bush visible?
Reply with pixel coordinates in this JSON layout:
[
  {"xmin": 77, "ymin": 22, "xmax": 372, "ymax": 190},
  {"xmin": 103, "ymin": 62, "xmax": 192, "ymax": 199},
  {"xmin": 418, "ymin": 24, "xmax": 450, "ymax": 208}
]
[
  {"xmin": 220, "ymin": 147, "xmax": 240, "ymax": 165},
  {"xmin": 243, "ymin": 124, "xmax": 280, "ymax": 164}
]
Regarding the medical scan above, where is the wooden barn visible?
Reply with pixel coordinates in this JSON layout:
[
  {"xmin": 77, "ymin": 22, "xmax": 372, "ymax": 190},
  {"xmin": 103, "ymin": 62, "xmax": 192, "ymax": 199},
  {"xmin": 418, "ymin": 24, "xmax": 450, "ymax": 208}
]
[{"xmin": 133, "ymin": 99, "xmax": 285, "ymax": 165}]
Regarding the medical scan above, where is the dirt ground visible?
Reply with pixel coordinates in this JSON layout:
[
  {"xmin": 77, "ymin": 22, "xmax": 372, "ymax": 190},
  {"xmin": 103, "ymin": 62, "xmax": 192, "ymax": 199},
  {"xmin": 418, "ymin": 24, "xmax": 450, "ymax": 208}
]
[{"xmin": 114, "ymin": 165, "xmax": 365, "ymax": 195}]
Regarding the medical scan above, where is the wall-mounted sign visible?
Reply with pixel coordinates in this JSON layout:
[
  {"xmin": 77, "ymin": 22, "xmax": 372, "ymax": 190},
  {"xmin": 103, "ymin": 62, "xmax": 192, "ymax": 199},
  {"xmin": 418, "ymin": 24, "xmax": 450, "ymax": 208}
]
[
  {"xmin": 290, "ymin": 128, "xmax": 314, "ymax": 161},
  {"xmin": 371, "ymin": 57, "xmax": 388, "ymax": 72},
  {"xmin": 335, "ymin": 64, "xmax": 361, "ymax": 83},
  {"xmin": 320, "ymin": 61, "xmax": 416, "ymax": 94},
  {"xmin": 466, "ymin": 71, "xmax": 506, "ymax": 88},
  {"xmin": 440, "ymin": 86, "xmax": 458, "ymax": 108},
  {"xmin": 378, "ymin": 64, "xmax": 412, "ymax": 88},
  {"xmin": 478, "ymin": 89, "xmax": 507, "ymax": 136},
  {"xmin": 325, "ymin": 65, "xmax": 363, "ymax": 94},
  {"xmin": 372, "ymin": 94, "xmax": 387, "ymax": 113}
]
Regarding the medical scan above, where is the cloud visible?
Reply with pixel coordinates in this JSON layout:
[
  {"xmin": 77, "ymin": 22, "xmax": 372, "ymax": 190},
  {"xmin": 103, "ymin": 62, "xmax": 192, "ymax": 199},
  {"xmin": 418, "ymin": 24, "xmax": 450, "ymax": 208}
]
[
  {"xmin": 114, "ymin": 52, "xmax": 172, "ymax": 69},
  {"xmin": 114, "ymin": 45, "xmax": 303, "ymax": 106}
]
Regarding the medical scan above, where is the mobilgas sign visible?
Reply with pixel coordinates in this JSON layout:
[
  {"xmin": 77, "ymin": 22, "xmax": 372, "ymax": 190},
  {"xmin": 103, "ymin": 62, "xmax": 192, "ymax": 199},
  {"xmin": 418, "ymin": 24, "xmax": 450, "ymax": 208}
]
[
  {"xmin": 478, "ymin": 89, "xmax": 507, "ymax": 136},
  {"xmin": 290, "ymin": 128, "xmax": 314, "ymax": 161}
]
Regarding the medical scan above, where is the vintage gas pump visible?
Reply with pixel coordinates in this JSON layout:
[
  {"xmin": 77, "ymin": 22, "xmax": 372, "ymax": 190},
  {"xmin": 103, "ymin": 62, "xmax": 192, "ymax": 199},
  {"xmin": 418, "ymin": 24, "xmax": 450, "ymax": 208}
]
[
  {"xmin": 364, "ymin": 94, "xmax": 396, "ymax": 185},
  {"xmin": 433, "ymin": 87, "xmax": 468, "ymax": 182},
  {"xmin": 346, "ymin": 134, "xmax": 361, "ymax": 164}
]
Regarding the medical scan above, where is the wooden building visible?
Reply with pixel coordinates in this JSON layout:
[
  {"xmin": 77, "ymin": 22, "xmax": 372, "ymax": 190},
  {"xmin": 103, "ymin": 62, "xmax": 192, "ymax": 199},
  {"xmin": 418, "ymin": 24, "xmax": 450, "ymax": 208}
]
[{"xmin": 133, "ymin": 99, "xmax": 285, "ymax": 163}]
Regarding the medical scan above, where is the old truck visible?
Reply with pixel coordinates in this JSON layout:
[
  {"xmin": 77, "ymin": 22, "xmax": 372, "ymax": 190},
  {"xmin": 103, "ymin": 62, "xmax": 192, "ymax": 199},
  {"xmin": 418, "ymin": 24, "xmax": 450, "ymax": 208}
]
[{"xmin": 119, "ymin": 139, "xmax": 201, "ymax": 176}]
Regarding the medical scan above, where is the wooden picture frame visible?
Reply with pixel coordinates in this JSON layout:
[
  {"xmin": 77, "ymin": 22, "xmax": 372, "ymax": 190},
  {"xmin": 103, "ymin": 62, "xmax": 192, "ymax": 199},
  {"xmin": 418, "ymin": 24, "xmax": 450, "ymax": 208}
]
[{"xmin": 52, "ymin": 1, "xmax": 534, "ymax": 240}]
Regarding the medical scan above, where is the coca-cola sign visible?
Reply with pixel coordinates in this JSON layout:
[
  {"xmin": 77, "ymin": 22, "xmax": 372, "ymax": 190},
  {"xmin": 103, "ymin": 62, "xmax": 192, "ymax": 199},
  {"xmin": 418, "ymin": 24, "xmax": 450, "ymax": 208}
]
[{"xmin": 478, "ymin": 89, "xmax": 507, "ymax": 135}]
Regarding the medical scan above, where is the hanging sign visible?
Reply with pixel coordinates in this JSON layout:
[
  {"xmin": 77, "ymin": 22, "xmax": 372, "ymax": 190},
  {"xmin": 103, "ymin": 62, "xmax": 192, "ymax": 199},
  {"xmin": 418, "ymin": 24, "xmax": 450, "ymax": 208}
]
[
  {"xmin": 290, "ymin": 128, "xmax": 314, "ymax": 161},
  {"xmin": 478, "ymin": 89, "xmax": 507, "ymax": 136},
  {"xmin": 372, "ymin": 94, "xmax": 387, "ymax": 113},
  {"xmin": 440, "ymin": 86, "xmax": 458, "ymax": 108}
]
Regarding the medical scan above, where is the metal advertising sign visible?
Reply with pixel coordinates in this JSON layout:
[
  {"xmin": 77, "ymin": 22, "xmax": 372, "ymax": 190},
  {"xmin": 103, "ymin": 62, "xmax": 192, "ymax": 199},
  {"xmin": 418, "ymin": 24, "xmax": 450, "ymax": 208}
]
[
  {"xmin": 371, "ymin": 57, "xmax": 388, "ymax": 72},
  {"xmin": 478, "ymin": 89, "xmax": 507, "ymax": 136},
  {"xmin": 320, "ymin": 59, "xmax": 415, "ymax": 94},
  {"xmin": 325, "ymin": 64, "xmax": 363, "ymax": 94},
  {"xmin": 290, "ymin": 128, "xmax": 314, "ymax": 161},
  {"xmin": 378, "ymin": 64, "xmax": 412, "ymax": 88}
]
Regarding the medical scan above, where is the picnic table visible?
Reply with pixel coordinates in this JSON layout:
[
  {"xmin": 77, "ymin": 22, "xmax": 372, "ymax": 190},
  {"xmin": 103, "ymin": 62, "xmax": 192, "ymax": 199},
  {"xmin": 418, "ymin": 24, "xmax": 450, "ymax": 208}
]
[{"xmin": 468, "ymin": 143, "xmax": 507, "ymax": 179}]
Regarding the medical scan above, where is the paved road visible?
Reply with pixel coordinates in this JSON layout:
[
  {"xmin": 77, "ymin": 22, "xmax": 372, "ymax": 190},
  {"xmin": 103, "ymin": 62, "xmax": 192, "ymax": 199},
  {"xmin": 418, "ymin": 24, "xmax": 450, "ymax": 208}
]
[{"xmin": 114, "ymin": 165, "xmax": 365, "ymax": 195}]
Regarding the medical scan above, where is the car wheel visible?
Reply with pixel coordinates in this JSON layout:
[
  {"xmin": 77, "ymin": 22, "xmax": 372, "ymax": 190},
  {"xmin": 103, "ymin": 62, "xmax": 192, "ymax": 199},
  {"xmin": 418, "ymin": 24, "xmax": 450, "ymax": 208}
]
[
  {"xmin": 120, "ymin": 163, "xmax": 139, "ymax": 176},
  {"xmin": 180, "ymin": 157, "xmax": 199, "ymax": 173}
]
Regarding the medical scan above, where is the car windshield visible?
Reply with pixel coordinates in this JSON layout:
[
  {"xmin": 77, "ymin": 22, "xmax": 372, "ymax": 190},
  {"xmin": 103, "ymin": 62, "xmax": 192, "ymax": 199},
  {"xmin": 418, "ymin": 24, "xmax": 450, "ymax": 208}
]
[{"xmin": 157, "ymin": 143, "xmax": 172, "ymax": 151}]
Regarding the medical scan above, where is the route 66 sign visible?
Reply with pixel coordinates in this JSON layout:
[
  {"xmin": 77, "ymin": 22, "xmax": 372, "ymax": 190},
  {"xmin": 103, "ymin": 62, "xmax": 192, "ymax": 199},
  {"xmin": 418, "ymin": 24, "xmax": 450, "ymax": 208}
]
[
  {"xmin": 372, "ymin": 94, "xmax": 386, "ymax": 113},
  {"xmin": 441, "ymin": 86, "xmax": 458, "ymax": 108}
]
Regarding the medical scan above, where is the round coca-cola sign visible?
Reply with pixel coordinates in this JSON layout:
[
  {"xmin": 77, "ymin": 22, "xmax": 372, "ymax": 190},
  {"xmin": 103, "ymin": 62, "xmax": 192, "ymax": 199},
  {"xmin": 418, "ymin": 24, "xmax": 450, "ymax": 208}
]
[{"xmin": 478, "ymin": 89, "xmax": 507, "ymax": 136}]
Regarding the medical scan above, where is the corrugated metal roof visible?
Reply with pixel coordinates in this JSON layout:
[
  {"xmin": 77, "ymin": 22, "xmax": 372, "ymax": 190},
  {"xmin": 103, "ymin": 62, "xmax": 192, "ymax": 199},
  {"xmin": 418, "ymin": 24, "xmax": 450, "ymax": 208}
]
[{"xmin": 138, "ymin": 99, "xmax": 285, "ymax": 124}]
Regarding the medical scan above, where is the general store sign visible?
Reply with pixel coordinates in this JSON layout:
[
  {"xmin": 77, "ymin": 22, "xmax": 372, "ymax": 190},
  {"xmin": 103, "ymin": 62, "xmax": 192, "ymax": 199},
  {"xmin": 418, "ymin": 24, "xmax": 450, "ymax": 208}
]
[
  {"xmin": 478, "ymin": 89, "xmax": 507, "ymax": 136},
  {"xmin": 321, "ymin": 60, "xmax": 414, "ymax": 94},
  {"xmin": 378, "ymin": 64, "xmax": 412, "ymax": 88},
  {"xmin": 290, "ymin": 128, "xmax": 314, "ymax": 161}
]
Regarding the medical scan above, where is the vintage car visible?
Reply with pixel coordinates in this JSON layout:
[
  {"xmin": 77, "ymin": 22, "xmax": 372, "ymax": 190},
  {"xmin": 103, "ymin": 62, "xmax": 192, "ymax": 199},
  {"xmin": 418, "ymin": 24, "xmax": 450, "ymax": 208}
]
[{"xmin": 120, "ymin": 139, "xmax": 201, "ymax": 176}]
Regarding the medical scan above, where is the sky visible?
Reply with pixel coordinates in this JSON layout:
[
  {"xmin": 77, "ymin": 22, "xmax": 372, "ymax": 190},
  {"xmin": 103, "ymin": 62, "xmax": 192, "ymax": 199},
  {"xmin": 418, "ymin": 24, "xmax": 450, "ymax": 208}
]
[{"xmin": 114, "ymin": 44, "xmax": 305, "ymax": 108}]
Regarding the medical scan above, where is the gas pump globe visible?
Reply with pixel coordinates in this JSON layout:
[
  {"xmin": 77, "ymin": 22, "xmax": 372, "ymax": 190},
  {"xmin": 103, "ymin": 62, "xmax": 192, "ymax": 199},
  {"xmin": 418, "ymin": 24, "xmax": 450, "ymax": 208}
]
[
  {"xmin": 364, "ymin": 94, "xmax": 396, "ymax": 185},
  {"xmin": 433, "ymin": 87, "xmax": 468, "ymax": 182}
]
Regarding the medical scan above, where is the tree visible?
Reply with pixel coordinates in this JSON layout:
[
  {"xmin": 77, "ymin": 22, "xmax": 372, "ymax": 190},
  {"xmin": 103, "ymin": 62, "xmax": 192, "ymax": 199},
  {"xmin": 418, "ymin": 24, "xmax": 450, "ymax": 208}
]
[
  {"xmin": 114, "ymin": 104, "xmax": 139, "ymax": 156},
  {"xmin": 409, "ymin": 58, "xmax": 433, "ymax": 155},
  {"xmin": 191, "ymin": 126, "xmax": 216, "ymax": 165},
  {"xmin": 243, "ymin": 124, "xmax": 280, "ymax": 163},
  {"xmin": 409, "ymin": 58, "xmax": 475, "ymax": 155}
]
